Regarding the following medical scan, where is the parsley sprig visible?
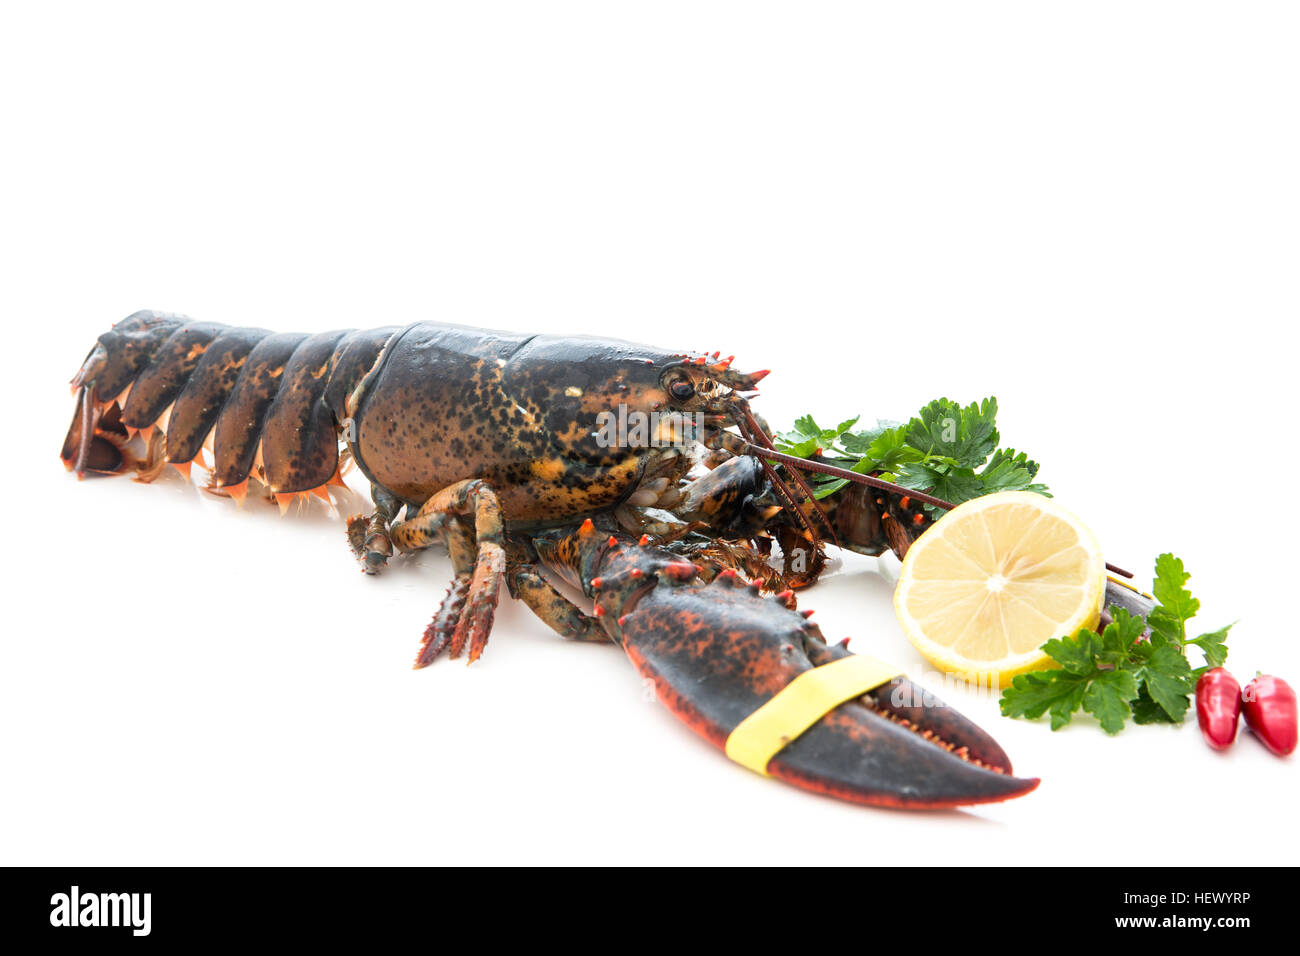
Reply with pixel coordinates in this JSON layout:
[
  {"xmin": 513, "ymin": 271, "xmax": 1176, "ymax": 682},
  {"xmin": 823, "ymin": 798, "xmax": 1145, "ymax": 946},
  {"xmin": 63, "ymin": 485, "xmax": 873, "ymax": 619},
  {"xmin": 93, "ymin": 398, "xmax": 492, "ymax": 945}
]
[
  {"xmin": 774, "ymin": 397, "xmax": 1047, "ymax": 510},
  {"xmin": 999, "ymin": 554, "xmax": 1232, "ymax": 734}
]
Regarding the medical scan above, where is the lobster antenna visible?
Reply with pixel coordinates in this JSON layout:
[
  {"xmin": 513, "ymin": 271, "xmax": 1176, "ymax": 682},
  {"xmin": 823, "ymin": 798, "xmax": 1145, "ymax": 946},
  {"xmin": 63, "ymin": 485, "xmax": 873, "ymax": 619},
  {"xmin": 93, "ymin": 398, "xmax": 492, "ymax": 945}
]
[
  {"xmin": 739, "ymin": 441, "xmax": 1134, "ymax": 579},
  {"xmin": 732, "ymin": 406, "xmax": 840, "ymax": 548},
  {"xmin": 739, "ymin": 442, "xmax": 955, "ymax": 510}
]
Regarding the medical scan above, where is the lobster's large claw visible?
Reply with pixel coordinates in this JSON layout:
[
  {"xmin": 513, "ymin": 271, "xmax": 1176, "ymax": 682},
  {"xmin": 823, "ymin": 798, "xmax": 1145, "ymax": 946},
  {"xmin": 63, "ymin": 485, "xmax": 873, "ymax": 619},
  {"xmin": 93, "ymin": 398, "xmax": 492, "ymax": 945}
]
[{"xmin": 615, "ymin": 573, "xmax": 1039, "ymax": 809}]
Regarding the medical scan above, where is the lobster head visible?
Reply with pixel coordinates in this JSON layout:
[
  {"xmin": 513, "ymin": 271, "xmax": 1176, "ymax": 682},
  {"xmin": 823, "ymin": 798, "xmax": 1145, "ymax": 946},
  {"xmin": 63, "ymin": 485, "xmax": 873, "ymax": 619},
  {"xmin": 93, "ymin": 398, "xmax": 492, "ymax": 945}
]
[{"xmin": 653, "ymin": 352, "xmax": 769, "ymax": 417}]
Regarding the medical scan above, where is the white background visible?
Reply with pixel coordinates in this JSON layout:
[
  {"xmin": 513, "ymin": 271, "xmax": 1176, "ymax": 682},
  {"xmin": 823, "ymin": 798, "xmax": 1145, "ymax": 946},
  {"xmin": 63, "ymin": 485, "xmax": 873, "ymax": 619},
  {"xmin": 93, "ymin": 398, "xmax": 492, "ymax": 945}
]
[{"xmin": 2, "ymin": 2, "xmax": 1296, "ymax": 865}]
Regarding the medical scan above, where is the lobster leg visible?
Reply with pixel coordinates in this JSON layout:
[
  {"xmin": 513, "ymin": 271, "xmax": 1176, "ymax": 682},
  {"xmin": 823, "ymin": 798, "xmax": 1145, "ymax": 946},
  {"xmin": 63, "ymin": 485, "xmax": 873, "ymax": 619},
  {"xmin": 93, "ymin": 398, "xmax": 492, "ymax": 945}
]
[
  {"xmin": 413, "ymin": 515, "xmax": 473, "ymax": 666},
  {"xmin": 392, "ymin": 478, "xmax": 506, "ymax": 665},
  {"xmin": 506, "ymin": 564, "xmax": 609, "ymax": 643},
  {"xmin": 678, "ymin": 454, "xmax": 823, "ymax": 587},
  {"xmin": 346, "ymin": 484, "xmax": 403, "ymax": 574}
]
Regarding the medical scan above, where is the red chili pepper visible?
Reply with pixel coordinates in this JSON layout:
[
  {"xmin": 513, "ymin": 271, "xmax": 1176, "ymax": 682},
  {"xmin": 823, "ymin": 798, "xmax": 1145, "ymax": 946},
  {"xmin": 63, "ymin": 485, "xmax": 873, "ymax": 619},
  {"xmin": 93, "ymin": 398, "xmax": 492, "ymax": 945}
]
[
  {"xmin": 1241, "ymin": 674, "xmax": 1297, "ymax": 757},
  {"xmin": 1195, "ymin": 668, "xmax": 1241, "ymax": 750}
]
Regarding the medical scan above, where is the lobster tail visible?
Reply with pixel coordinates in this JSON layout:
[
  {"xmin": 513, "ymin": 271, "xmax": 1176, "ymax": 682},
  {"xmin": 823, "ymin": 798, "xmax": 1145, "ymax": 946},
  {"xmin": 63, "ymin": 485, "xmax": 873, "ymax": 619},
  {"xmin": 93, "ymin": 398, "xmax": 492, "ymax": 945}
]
[
  {"xmin": 62, "ymin": 311, "xmax": 398, "ymax": 505},
  {"xmin": 206, "ymin": 331, "xmax": 310, "ymax": 493},
  {"xmin": 164, "ymin": 325, "xmax": 276, "ymax": 468}
]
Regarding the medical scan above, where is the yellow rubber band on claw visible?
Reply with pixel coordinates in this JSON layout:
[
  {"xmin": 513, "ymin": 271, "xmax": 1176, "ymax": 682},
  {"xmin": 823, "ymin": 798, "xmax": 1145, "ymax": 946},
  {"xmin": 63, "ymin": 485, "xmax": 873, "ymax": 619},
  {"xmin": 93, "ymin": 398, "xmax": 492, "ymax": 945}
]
[{"xmin": 724, "ymin": 654, "xmax": 903, "ymax": 776}]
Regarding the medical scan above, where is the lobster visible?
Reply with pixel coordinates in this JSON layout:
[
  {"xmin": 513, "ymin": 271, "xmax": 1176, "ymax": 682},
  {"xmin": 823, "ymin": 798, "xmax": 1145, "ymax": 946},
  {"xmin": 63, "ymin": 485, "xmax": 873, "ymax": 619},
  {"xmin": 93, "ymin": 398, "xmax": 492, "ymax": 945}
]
[{"xmin": 61, "ymin": 310, "xmax": 1041, "ymax": 809}]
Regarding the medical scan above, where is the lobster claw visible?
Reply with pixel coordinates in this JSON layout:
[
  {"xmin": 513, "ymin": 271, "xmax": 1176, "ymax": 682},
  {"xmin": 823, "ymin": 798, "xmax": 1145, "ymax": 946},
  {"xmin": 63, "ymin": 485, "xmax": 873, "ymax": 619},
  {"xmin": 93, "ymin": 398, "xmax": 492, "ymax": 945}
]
[{"xmin": 615, "ymin": 572, "xmax": 1040, "ymax": 809}]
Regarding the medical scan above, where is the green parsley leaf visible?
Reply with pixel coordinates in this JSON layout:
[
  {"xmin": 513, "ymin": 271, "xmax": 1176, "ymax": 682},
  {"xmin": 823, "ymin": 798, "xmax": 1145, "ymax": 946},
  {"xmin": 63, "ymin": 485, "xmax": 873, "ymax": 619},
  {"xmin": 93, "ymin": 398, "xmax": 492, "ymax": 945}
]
[
  {"xmin": 771, "ymin": 426, "xmax": 818, "ymax": 458},
  {"xmin": 985, "ymin": 448, "xmax": 1040, "ymax": 480},
  {"xmin": 776, "ymin": 414, "xmax": 820, "ymax": 446},
  {"xmin": 999, "ymin": 554, "xmax": 1232, "ymax": 735},
  {"xmin": 1097, "ymin": 608, "xmax": 1146, "ymax": 666},
  {"xmin": 1131, "ymin": 686, "xmax": 1181, "ymax": 725},
  {"xmin": 1041, "ymin": 630, "xmax": 1102, "ymax": 676},
  {"xmin": 838, "ymin": 420, "xmax": 897, "ymax": 457},
  {"xmin": 976, "ymin": 458, "xmax": 1040, "ymax": 495},
  {"xmin": 1147, "ymin": 553, "xmax": 1199, "ymax": 646},
  {"xmin": 896, "ymin": 461, "xmax": 984, "ymax": 508},
  {"xmin": 977, "ymin": 448, "xmax": 1050, "ymax": 497},
  {"xmin": 809, "ymin": 479, "xmax": 846, "ymax": 499},
  {"xmin": 1082, "ymin": 669, "xmax": 1140, "ymax": 735},
  {"xmin": 857, "ymin": 426, "xmax": 925, "ymax": 475},
  {"xmin": 1138, "ymin": 644, "xmax": 1195, "ymax": 722},
  {"xmin": 904, "ymin": 398, "xmax": 1001, "ymax": 469},
  {"xmin": 779, "ymin": 396, "xmax": 1046, "ymax": 508},
  {"xmin": 775, "ymin": 414, "xmax": 860, "ymax": 459},
  {"xmin": 999, "ymin": 670, "xmax": 1090, "ymax": 730},
  {"xmin": 1187, "ymin": 623, "xmax": 1232, "ymax": 669}
]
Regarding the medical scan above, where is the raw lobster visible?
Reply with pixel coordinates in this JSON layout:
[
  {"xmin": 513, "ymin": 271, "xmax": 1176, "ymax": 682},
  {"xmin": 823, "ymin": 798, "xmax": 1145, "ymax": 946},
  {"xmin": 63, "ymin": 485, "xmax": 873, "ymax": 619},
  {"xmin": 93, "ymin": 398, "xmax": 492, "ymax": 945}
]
[{"xmin": 62, "ymin": 310, "xmax": 1040, "ymax": 809}]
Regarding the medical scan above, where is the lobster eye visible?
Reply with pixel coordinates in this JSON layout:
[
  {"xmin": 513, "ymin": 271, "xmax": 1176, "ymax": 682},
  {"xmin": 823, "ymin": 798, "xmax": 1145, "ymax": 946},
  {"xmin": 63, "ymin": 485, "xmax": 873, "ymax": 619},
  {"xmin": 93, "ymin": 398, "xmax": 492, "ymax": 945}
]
[{"xmin": 669, "ymin": 380, "xmax": 695, "ymax": 401}]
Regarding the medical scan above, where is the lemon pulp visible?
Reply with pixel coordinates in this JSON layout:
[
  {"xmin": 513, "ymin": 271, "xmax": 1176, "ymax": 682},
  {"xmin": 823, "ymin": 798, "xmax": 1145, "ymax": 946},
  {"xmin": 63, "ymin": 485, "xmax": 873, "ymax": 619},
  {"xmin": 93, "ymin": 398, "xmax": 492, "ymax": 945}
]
[{"xmin": 893, "ymin": 491, "xmax": 1105, "ymax": 687}]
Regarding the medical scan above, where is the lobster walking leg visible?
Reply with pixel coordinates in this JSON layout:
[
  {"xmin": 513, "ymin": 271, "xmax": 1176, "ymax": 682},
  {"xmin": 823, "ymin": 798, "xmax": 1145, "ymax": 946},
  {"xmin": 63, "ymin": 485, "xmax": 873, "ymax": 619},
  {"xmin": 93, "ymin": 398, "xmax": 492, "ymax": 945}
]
[
  {"xmin": 392, "ymin": 478, "xmax": 507, "ymax": 665},
  {"xmin": 416, "ymin": 515, "xmax": 474, "ymax": 667},
  {"xmin": 346, "ymin": 484, "xmax": 403, "ymax": 574},
  {"xmin": 506, "ymin": 565, "xmax": 609, "ymax": 643}
]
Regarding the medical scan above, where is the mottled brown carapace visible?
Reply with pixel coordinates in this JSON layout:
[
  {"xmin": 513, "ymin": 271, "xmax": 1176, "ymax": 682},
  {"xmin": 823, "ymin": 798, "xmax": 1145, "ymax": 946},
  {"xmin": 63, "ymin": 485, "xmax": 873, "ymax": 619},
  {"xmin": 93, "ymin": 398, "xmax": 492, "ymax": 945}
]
[
  {"xmin": 347, "ymin": 323, "xmax": 696, "ymax": 525},
  {"xmin": 62, "ymin": 310, "xmax": 1038, "ymax": 810}
]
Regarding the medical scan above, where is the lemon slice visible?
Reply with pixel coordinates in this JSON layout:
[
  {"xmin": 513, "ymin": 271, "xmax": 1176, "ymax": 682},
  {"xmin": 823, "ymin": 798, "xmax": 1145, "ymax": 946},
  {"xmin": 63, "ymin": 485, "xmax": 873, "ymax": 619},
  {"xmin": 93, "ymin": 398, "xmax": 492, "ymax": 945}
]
[{"xmin": 893, "ymin": 491, "xmax": 1105, "ymax": 687}]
